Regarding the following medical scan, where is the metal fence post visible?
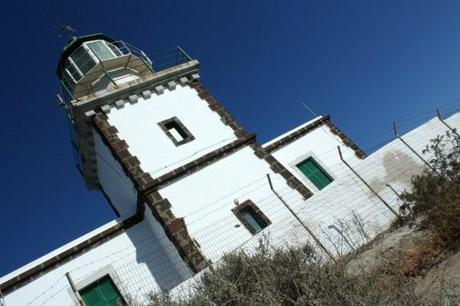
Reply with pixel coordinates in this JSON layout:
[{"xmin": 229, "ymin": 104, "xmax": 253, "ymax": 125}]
[
  {"xmin": 436, "ymin": 109, "xmax": 459, "ymax": 136},
  {"xmin": 0, "ymin": 289, "xmax": 5, "ymax": 306},
  {"xmin": 393, "ymin": 122, "xmax": 435, "ymax": 172},
  {"xmin": 337, "ymin": 146, "xmax": 401, "ymax": 219},
  {"xmin": 266, "ymin": 174, "xmax": 336, "ymax": 262},
  {"xmin": 385, "ymin": 183, "xmax": 403, "ymax": 201},
  {"xmin": 65, "ymin": 272, "xmax": 85, "ymax": 306}
]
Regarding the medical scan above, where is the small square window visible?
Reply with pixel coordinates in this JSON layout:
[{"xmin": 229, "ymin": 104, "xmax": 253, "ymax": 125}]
[
  {"xmin": 232, "ymin": 200, "xmax": 271, "ymax": 235},
  {"xmin": 297, "ymin": 157, "xmax": 333, "ymax": 190},
  {"xmin": 79, "ymin": 275, "xmax": 125, "ymax": 306},
  {"xmin": 158, "ymin": 117, "xmax": 195, "ymax": 146}
]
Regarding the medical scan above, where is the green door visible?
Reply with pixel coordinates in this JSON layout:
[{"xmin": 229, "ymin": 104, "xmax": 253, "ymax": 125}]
[
  {"xmin": 79, "ymin": 275, "xmax": 124, "ymax": 306},
  {"xmin": 297, "ymin": 158, "xmax": 333, "ymax": 190}
]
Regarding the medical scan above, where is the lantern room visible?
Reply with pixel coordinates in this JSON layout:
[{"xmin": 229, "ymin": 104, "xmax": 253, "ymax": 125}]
[{"xmin": 56, "ymin": 34, "xmax": 154, "ymax": 99}]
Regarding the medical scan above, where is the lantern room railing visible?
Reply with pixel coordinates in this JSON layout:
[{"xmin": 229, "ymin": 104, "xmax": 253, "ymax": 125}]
[{"xmin": 58, "ymin": 41, "xmax": 193, "ymax": 102}]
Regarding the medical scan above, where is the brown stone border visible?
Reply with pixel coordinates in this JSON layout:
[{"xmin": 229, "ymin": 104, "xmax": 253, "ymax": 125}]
[
  {"xmin": 93, "ymin": 113, "xmax": 155, "ymax": 196},
  {"xmin": 188, "ymin": 79, "xmax": 246, "ymax": 138},
  {"xmin": 158, "ymin": 116, "xmax": 195, "ymax": 146},
  {"xmin": 93, "ymin": 113, "xmax": 210, "ymax": 273},
  {"xmin": 324, "ymin": 119, "xmax": 366, "ymax": 159},
  {"xmin": 1, "ymin": 79, "xmax": 365, "ymax": 296},
  {"xmin": 0, "ymin": 214, "xmax": 142, "ymax": 295},
  {"xmin": 232, "ymin": 200, "xmax": 271, "ymax": 235},
  {"xmin": 145, "ymin": 193, "xmax": 209, "ymax": 273},
  {"xmin": 251, "ymin": 143, "xmax": 313, "ymax": 199},
  {"xmin": 264, "ymin": 115, "xmax": 366, "ymax": 159}
]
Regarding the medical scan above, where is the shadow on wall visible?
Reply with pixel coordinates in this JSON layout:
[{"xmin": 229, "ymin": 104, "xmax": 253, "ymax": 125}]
[{"xmin": 117, "ymin": 221, "xmax": 193, "ymax": 303}]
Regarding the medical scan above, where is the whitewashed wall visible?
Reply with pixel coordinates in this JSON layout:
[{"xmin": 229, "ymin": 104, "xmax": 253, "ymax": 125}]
[
  {"xmin": 2, "ymin": 220, "xmax": 174, "ymax": 306},
  {"xmin": 266, "ymin": 113, "xmax": 460, "ymax": 256},
  {"xmin": 4, "ymin": 113, "xmax": 459, "ymax": 305},
  {"xmin": 94, "ymin": 131, "xmax": 137, "ymax": 219},
  {"xmin": 106, "ymin": 86, "xmax": 237, "ymax": 178},
  {"xmin": 267, "ymin": 118, "xmax": 362, "ymax": 195},
  {"xmin": 159, "ymin": 146, "xmax": 308, "ymax": 263}
]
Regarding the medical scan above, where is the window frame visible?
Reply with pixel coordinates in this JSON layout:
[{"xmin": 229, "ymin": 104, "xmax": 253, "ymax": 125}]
[
  {"xmin": 295, "ymin": 156, "xmax": 333, "ymax": 191},
  {"xmin": 232, "ymin": 200, "xmax": 271, "ymax": 235},
  {"xmin": 77, "ymin": 274, "xmax": 126, "ymax": 306},
  {"xmin": 158, "ymin": 116, "xmax": 195, "ymax": 146},
  {"xmin": 85, "ymin": 40, "xmax": 118, "ymax": 61},
  {"xmin": 70, "ymin": 266, "xmax": 127, "ymax": 306}
]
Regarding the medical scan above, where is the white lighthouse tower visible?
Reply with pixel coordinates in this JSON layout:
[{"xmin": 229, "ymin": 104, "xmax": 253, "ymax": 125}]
[{"xmin": 0, "ymin": 33, "xmax": 368, "ymax": 305}]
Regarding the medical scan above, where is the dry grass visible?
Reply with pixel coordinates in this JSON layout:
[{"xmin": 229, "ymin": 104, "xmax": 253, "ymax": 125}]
[
  {"xmin": 148, "ymin": 240, "xmax": 459, "ymax": 305},
  {"xmin": 145, "ymin": 131, "xmax": 460, "ymax": 306}
]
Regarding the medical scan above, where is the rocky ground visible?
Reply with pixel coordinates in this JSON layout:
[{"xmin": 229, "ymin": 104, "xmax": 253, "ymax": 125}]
[{"xmin": 346, "ymin": 224, "xmax": 460, "ymax": 300}]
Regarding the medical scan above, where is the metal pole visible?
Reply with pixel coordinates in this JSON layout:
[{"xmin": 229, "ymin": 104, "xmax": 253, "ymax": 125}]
[
  {"xmin": 0, "ymin": 289, "xmax": 5, "ymax": 306},
  {"xmin": 177, "ymin": 45, "xmax": 192, "ymax": 61},
  {"xmin": 436, "ymin": 109, "xmax": 459, "ymax": 136},
  {"xmin": 393, "ymin": 122, "xmax": 435, "ymax": 172},
  {"xmin": 90, "ymin": 51, "xmax": 117, "ymax": 87},
  {"xmin": 65, "ymin": 272, "xmax": 85, "ymax": 306},
  {"xmin": 385, "ymin": 183, "xmax": 403, "ymax": 201},
  {"xmin": 60, "ymin": 80, "xmax": 74, "ymax": 101},
  {"xmin": 138, "ymin": 56, "xmax": 155, "ymax": 75},
  {"xmin": 266, "ymin": 174, "xmax": 336, "ymax": 262},
  {"xmin": 337, "ymin": 146, "xmax": 401, "ymax": 219}
]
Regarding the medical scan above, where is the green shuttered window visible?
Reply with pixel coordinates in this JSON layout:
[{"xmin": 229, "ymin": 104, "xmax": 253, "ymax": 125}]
[
  {"xmin": 240, "ymin": 207, "xmax": 268, "ymax": 234},
  {"xmin": 297, "ymin": 157, "xmax": 333, "ymax": 190},
  {"xmin": 232, "ymin": 200, "xmax": 271, "ymax": 235},
  {"xmin": 79, "ymin": 275, "xmax": 124, "ymax": 306}
]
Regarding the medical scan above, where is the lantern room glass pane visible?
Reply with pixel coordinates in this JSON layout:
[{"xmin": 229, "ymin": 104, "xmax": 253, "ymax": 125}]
[
  {"xmin": 65, "ymin": 62, "xmax": 80, "ymax": 82},
  {"xmin": 107, "ymin": 42, "xmax": 122, "ymax": 56},
  {"xmin": 87, "ymin": 41, "xmax": 115, "ymax": 61},
  {"xmin": 71, "ymin": 46, "xmax": 96, "ymax": 75}
]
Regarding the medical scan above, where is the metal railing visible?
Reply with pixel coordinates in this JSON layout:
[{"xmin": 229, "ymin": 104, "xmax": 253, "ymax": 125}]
[{"xmin": 58, "ymin": 41, "xmax": 193, "ymax": 103}]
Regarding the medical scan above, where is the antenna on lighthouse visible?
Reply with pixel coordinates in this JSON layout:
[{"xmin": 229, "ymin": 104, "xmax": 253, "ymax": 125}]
[
  {"xmin": 54, "ymin": 16, "xmax": 76, "ymax": 38},
  {"xmin": 301, "ymin": 102, "xmax": 318, "ymax": 118}
]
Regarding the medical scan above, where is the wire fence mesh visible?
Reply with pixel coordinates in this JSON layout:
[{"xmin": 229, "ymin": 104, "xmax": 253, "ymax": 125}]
[{"xmin": 5, "ymin": 109, "xmax": 460, "ymax": 306}]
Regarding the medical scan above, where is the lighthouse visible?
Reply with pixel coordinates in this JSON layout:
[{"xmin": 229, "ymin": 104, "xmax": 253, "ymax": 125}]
[{"xmin": 0, "ymin": 33, "xmax": 369, "ymax": 305}]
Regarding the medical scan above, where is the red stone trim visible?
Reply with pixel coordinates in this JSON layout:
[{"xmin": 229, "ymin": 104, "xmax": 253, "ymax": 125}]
[
  {"xmin": 145, "ymin": 194, "xmax": 209, "ymax": 273},
  {"xmin": 232, "ymin": 200, "xmax": 271, "ymax": 235},
  {"xmin": 188, "ymin": 79, "xmax": 246, "ymax": 138},
  {"xmin": 0, "ymin": 215, "xmax": 142, "ymax": 295},
  {"xmin": 264, "ymin": 115, "xmax": 365, "ymax": 159},
  {"xmin": 324, "ymin": 119, "xmax": 366, "ymax": 159},
  {"xmin": 92, "ymin": 113, "xmax": 155, "ymax": 195},
  {"xmin": 250, "ymin": 143, "xmax": 313, "ymax": 200},
  {"xmin": 93, "ymin": 112, "xmax": 211, "ymax": 272}
]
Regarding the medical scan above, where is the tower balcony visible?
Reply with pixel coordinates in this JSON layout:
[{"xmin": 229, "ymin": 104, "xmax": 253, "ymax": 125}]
[{"xmin": 57, "ymin": 35, "xmax": 193, "ymax": 102}]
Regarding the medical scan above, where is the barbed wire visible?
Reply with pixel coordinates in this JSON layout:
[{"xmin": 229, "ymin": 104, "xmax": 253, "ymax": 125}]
[{"xmin": 11, "ymin": 110, "xmax": 460, "ymax": 305}]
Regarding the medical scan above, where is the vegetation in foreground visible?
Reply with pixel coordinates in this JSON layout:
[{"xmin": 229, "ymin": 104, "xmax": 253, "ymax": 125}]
[{"xmin": 148, "ymin": 130, "xmax": 460, "ymax": 306}]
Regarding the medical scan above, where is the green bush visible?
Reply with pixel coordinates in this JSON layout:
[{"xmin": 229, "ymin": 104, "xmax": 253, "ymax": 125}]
[{"xmin": 400, "ymin": 130, "xmax": 460, "ymax": 247}]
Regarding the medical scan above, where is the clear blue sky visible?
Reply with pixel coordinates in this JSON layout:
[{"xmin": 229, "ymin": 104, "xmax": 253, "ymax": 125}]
[{"xmin": 1, "ymin": 0, "xmax": 460, "ymax": 276}]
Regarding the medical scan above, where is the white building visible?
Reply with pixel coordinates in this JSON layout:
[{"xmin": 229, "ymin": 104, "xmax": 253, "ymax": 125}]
[{"xmin": 1, "ymin": 33, "xmax": 459, "ymax": 306}]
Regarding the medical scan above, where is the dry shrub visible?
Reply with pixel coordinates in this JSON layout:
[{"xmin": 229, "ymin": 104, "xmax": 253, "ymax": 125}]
[
  {"xmin": 149, "ymin": 240, "xmax": 458, "ymax": 306},
  {"xmin": 400, "ymin": 130, "xmax": 460, "ymax": 248}
]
